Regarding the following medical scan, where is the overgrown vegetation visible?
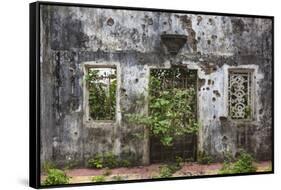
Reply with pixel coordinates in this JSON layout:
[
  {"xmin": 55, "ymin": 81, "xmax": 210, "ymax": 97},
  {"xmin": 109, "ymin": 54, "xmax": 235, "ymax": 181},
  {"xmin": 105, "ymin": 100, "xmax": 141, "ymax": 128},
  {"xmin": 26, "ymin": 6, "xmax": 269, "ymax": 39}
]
[
  {"xmin": 223, "ymin": 150, "xmax": 235, "ymax": 163},
  {"xmin": 158, "ymin": 163, "xmax": 181, "ymax": 178},
  {"xmin": 86, "ymin": 68, "xmax": 116, "ymax": 120},
  {"xmin": 127, "ymin": 69, "xmax": 198, "ymax": 146},
  {"xmin": 87, "ymin": 152, "xmax": 132, "ymax": 169},
  {"xmin": 219, "ymin": 151, "xmax": 256, "ymax": 174},
  {"xmin": 157, "ymin": 156, "xmax": 183, "ymax": 178},
  {"xmin": 91, "ymin": 175, "xmax": 106, "ymax": 182},
  {"xmin": 42, "ymin": 169, "xmax": 70, "ymax": 185},
  {"xmin": 197, "ymin": 151, "xmax": 213, "ymax": 165},
  {"xmin": 158, "ymin": 165, "xmax": 174, "ymax": 178}
]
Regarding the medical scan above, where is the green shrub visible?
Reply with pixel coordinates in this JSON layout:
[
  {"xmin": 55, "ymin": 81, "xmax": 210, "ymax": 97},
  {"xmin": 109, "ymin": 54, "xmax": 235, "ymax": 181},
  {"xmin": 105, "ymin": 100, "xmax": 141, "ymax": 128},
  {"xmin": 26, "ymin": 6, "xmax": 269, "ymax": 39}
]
[
  {"xmin": 91, "ymin": 175, "xmax": 106, "ymax": 182},
  {"xmin": 42, "ymin": 169, "xmax": 70, "ymax": 185},
  {"xmin": 197, "ymin": 151, "xmax": 213, "ymax": 165},
  {"xmin": 159, "ymin": 165, "xmax": 174, "ymax": 178},
  {"xmin": 219, "ymin": 151, "xmax": 256, "ymax": 174},
  {"xmin": 232, "ymin": 151, "xmax": 256, "ymax": 173},
  {"xmin": 102, "ymin": 152, "xmax": 119, "ymax": 168},
  {"xmin": 223, "ymin": 151, "xmax": 235, "ymax": 163},
  {"xmin": 158, "ymin": 162, "xmax": 182, "ymax": 178},
  {"xmin": 153, "ymin": 159, "xmax": 183, "ymax": 179},
  {"xmin": 87, "ymin": 152, "xmax": 132, "ymax": 169},
  {"xmin": 88, "ymin": 154, "xmax": 104, "ymax": 168},
  {"xmin": 219, "ymin": 162, "xmax": 235, "ymax": 174}
]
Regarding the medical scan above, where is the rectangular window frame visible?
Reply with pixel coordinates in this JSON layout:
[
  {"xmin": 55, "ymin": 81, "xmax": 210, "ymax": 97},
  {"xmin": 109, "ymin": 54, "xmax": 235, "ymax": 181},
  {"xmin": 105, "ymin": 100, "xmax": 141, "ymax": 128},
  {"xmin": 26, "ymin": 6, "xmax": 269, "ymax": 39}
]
[
  {"xmin": 83, "ymin": 63, "xmax": 120, "ymax": 124},
  {"xmin": 148, "ymin": 67, "xmax": 199, "ymax": 163}
]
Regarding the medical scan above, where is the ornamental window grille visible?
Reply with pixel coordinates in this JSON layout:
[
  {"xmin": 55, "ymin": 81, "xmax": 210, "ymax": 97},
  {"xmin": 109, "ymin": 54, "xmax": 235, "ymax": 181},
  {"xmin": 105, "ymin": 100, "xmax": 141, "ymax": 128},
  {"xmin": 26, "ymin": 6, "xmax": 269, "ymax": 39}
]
[
  {"xmin": 228, "ymin": 70, "xmax": 253, "ymax": 120},
  {"xmin": 86, "ymin": 67, "xmax": 117, "ymax": 120}
]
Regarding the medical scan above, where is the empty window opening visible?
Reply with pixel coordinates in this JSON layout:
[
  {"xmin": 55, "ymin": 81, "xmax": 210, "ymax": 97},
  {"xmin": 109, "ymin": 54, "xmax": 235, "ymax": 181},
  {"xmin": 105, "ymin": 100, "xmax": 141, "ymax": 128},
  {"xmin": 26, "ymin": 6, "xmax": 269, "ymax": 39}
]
[
  {"xmin": 87, "ymin": 67, "xmax": 117, "ymax": 120},
  {"xmin": 228, "ymin": 70, "xmax": 253, "ymax": 120}
]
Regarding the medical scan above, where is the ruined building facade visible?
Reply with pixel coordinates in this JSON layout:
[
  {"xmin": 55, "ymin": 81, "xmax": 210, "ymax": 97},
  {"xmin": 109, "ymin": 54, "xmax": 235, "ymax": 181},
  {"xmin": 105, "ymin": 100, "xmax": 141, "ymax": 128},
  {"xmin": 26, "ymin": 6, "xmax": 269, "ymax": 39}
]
[{"xmin": 40, "ymin": 5, "xmax": 273, "ymax": 167}]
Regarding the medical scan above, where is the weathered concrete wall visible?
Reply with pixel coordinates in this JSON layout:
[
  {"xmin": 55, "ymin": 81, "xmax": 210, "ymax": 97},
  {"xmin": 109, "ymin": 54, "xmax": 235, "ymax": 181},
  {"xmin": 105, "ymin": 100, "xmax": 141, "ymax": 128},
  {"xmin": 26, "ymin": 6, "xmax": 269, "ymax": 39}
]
[{"xmin": 40, "ymin": 4, "xmax": 272, "ymax": 166}]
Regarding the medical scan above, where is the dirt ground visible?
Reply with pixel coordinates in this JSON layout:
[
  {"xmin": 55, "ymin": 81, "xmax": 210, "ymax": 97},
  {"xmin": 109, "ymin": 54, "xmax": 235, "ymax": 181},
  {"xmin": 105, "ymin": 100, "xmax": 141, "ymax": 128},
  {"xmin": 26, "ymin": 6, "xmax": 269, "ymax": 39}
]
[{"xmin": 41, "ymin": 161, "xmax": 271, "ymax": 184}]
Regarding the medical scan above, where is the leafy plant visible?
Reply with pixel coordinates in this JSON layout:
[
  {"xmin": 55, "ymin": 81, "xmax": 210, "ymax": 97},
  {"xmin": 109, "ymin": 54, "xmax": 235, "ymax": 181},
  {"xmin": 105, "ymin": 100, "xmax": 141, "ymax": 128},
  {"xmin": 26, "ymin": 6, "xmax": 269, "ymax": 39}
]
[
  {"xmin": 232, "ymin": 151, "xmax": 256, "ymax": 173},
  {"xmin": 223, "ymin": 150, "xmax": 235, "ymax": 163},
  {"xmin": 158, "ymin": 162, "xmax": 182, "ymax": 178},
  {"xmin": 127, "ymin": 70, "xmax": 198, "ymax": 146},
  {"xmin": 101, "ymin": 152, "xmax": 119, "ymax": 168},
  {"xmin": 87, "ymin": 152, "xmax": 131, "ymax": 169},
  {"xmin": 91, "ymin": 175, "xmax": 106, "ymax": 182},
  {"xmin": 88, "ymin": 154, "xmax": 104, "ymax": 169},
  {"xmin": 219, "ymin": 162, "xmax": 234, "ymax": 174},
  {"xmin": 42, "ymin": 169, "xmax": 70, "ymax": 185},
  {"xmin": 219, "ymin": 151, "xmax": 256, "ymax": 174},
  {"xmin": 197, "ymin": 151, "xmax": 213, "ymax": 165},
  {"xmin": 159, "ymin": 165, "xmax": 174, "ymax": 178},
  {"xmin": 158, "ymin": 159, "xmax": 183, "ymax": 178}
]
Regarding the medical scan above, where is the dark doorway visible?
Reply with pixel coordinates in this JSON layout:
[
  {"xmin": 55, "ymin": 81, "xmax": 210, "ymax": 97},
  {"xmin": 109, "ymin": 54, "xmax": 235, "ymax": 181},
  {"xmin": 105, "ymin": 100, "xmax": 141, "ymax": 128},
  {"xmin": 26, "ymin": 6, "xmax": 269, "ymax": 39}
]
[{"xmin": 149, "ymin": 68, "xmax": 198, "ymax": 163}]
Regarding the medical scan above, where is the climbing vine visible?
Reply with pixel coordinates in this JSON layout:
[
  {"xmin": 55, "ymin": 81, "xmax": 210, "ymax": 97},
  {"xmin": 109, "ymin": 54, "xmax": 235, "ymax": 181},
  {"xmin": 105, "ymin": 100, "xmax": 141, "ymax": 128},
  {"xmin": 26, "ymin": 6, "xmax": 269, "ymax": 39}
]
[{"xmin": 127, "ymin": 69, "xmax": 198, "ymax": 146}]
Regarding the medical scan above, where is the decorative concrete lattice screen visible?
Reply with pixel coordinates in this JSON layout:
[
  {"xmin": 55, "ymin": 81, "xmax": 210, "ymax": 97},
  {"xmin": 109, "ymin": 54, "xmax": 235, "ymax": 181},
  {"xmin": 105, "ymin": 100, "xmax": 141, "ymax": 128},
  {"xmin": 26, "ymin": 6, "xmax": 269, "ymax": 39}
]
[
  {"xmin": 87, "ymin": 67, "xmax": 117, "ymax": 120},
  {"xmin": 228, "ymin": 70, "xmax": 253, "ymax": 120}
]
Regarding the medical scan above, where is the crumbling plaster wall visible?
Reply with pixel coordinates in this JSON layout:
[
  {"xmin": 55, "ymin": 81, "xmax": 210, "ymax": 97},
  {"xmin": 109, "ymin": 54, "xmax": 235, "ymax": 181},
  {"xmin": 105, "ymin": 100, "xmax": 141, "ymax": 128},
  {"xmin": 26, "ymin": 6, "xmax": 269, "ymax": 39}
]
[{"xmin": 40, "ymin": 5, "xmax": 272, "ymax": 166}]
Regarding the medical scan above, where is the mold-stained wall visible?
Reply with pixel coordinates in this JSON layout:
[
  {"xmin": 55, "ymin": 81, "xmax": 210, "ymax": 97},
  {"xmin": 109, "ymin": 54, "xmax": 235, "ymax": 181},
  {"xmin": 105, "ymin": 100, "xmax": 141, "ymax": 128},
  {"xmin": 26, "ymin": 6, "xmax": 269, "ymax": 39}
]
[{"xmin": 40, "ymin": 4, "xmax": 273, "ymax": 166}]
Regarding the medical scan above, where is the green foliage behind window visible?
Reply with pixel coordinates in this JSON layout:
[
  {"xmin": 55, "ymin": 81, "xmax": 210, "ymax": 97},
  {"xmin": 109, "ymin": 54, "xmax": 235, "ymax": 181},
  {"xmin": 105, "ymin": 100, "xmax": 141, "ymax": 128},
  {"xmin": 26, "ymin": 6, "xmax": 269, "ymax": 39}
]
[
  {"xmin": 86, "ymin": 68, "xmax": 116, "ymax": 120},
  {"xmin": 127, "ymin": 68, "xmax": 198, "ymax": 146}
]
